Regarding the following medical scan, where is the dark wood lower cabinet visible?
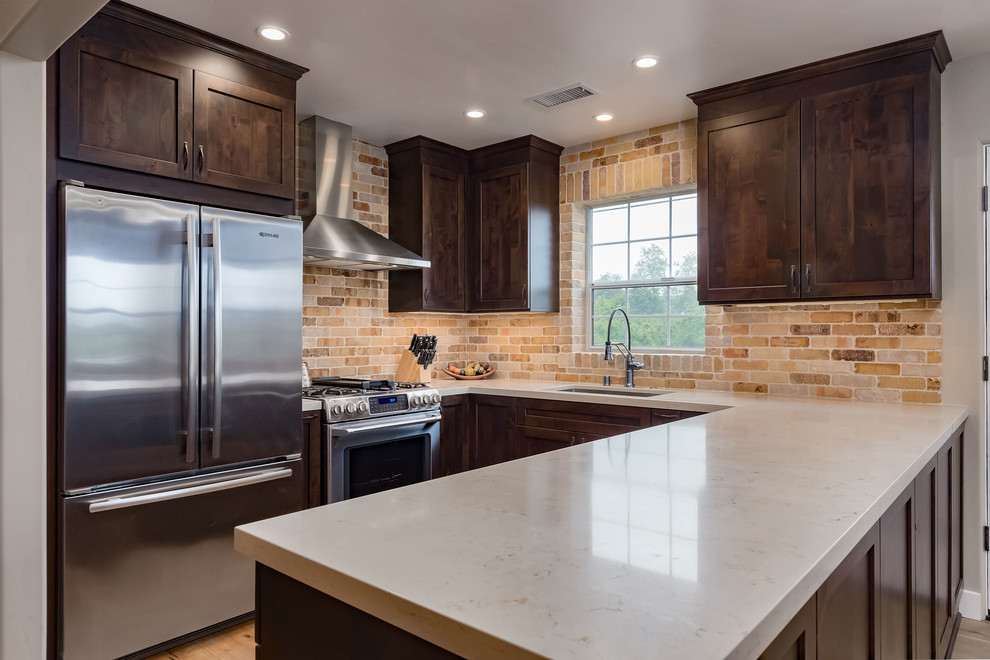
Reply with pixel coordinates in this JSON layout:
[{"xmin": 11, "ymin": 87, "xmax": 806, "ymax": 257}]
[
  {"xmin": 469, "ymin": 395, "xmax": 518, "ymax": 469},
  {"xmin": 761, "ymin": 428, "xmax": 963, "ymax": 660},
  {"xmin": 759, "ymin": 597, "xmax": 817, "ymax": 660},
  {"xmin": 818, "ymin": 522, "xmax": 881, "ymax": 660},
  {"xmin": 255, "ymin": 564, "xmax": 458, "ymax": 660},
  {"xmin": 436, "ymin": 395, "xmax": 469, "ymax": 477},
  {"xmin": 440, "ymin": 394, "xmax": 708, "ymax": 472},
  {"xmin": 301, "ymin": 410, "xmax": 322, "ymax": 508}
]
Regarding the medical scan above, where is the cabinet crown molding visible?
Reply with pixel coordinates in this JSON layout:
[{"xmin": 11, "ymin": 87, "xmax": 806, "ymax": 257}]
[{"xmin": 688, "ymin": 30, "xmax": 950, "ymax": 106}]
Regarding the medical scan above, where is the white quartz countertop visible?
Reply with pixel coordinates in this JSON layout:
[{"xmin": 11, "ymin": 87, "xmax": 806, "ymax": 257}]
[
  {"xmin": 302, "ymin": 398, "xmax": 322, "ymax": 412},
  {"xmin": 241, "ymin": 381, "xmax": 967, "ymax": 660}
]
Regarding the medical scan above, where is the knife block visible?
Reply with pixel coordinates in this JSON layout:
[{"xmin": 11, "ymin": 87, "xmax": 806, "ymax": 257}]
[{"xmin": 394, "ymin": 349, "xmax": 431, "ymax": 385}]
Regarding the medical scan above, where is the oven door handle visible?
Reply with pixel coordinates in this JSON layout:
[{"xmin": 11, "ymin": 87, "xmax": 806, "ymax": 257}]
[{"xmin": 331, "ymin": 412, "xmax": 442, "ymax": 436}]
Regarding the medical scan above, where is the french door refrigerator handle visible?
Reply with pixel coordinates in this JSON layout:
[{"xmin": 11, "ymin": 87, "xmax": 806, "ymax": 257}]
[
  {"xmin": 185, "ymin": 213, "xmax": 199, "ymax": 463},
  {"xmin": 212, "ymin": 216, "xmax": 223, "ymax": 459},
  {"xmin": 87, "ymin": 468, "xmax": 293, "ymax": 513}
]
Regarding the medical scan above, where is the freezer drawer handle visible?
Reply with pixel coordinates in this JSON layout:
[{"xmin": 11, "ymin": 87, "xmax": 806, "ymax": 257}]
[{"xmin": 87, "ymin": 468, "xmax": 293, "ymax": 513}]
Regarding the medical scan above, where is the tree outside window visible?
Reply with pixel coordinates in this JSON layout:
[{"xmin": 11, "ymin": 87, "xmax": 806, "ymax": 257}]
[{"xmin": 589, "ymin": 193, "xmax": 704, "ymax": 349}]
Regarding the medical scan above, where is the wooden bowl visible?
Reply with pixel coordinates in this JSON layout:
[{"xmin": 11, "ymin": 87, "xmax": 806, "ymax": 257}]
[{"xmin": 443, "ymin": 364, "xmax": 497, "ymax": 380}]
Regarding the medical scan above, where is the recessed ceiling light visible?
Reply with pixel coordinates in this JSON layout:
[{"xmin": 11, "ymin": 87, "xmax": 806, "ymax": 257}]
[
  {"xmin": 257, "ymin": 26, "xmax": 289, "ymax": 41},
  {"xmin": 633, "ymin": 55, "xmax": 660, "ymax": 69},
  {"xmin": 465, "ymin": 109, "xmax": 486, "ymax": 119},
  {"xmin": 594, "ymin": 113, "xmax": 614, "ymax": 122}
]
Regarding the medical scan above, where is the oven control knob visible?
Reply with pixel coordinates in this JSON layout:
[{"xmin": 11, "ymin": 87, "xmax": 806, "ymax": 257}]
[
  {"xmin": 358, "ymin": 401, "xmax": 369, "ymax": 414},
  {"xmin": 345, "ymin": 402, "xmax": 357, "ymax": 415},
  {"xmin": 330, "ymin": 403, "xmax": 343, "ymax": 416},
  {"xmin": 411, "ymin": 395, "xmax": 422, "ymax": 407},
  {"xmin": 431, "ymin": 393, "xmax": 441, "ymax": 404}
]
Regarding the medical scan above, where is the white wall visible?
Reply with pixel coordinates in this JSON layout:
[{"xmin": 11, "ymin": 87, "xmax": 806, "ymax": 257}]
[
  {"xmin": 0, "ymin": 50, "xmax": 48, "ymax": 660},
  {"xmin": 941, "ymin": 50, "xmax": 990, "ymax": 615}
]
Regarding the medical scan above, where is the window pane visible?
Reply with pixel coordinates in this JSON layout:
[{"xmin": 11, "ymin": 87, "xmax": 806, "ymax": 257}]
[
  {"xmin": 630, "ymin": 317, "xmax": 669, "ymax": 348},
  {"xmin": 671, "ymin": 195, "xmax": 697, "ymax": 236},
  {"xmin": 630, "ymin": 240, "xmax": 669, "ymax": 279},
  {"xmin": 669, "ymin": 316, "xmax": 705, "ymax": 348},
  {"xmin": 593, "ymin": 316, "xmax": 629, "ymax": 345},
  {"xmin": 669, "ymin": 285, "xmax": 704, "ymax": 315},
  {"xmin": 591, "ymin": 205, "xmax": 627, "ymax": 244},
  {"xmin": 629, "ymin": 199, "xmax": 669, "ymax": 240},
  {"xmin": 670, "ymin": 236, "xmax": 697, "ymax": 278},
  {"xmin": 593, "ymin": 288, "xmax": 626, "ymax": 316},
  {"xmin": 592, "ymin": 244, "xmax": 628, "ymax": 281},
  {"xmin": 628, "ymin": 286, "xmax": 667, "ymax": 315}
]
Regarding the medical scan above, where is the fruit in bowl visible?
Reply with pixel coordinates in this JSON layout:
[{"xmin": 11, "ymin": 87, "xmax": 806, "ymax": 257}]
[{"xmin": 450, "ymin": 361, "xmax": 492, "ymax": 376}]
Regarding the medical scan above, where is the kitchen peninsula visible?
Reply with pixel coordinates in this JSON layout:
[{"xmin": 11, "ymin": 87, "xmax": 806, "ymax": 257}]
[{"xmin": 237, "ymin": 384, "xmax": 967, "ymax": 659}]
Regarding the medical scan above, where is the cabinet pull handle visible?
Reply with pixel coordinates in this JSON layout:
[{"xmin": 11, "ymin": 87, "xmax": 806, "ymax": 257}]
[
  {"xmin": 805, "ymin": 264, "xmax": 811, "ymax": 292},
  {"xmin": 790, "ymin": 265, "xmax": 797, "ymax": 294},
  {"xmin": 182, "ymin": 141, "xmax": 189, "ymax": 171},
  {"xmin": 198, "ymin": 145, "xmax": 205, "ymax": 175}
]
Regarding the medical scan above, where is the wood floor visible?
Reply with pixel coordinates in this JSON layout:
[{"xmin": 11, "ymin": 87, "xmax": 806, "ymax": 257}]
[
  {"xmin": 955, "ymin": 617, "xmax": 990, "ymax": 659},
  {"xmin": 146, "ymin": 621, "xmax": 255, "ymax": 660},
  {"xmin": 149, "ymin": 616, "xmax": 990, "ymax": 659}
]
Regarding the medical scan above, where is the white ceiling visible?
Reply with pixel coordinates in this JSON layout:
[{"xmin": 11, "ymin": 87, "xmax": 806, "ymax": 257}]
[{"xmin": 129, "ymin": 0, "xmax": 990, "ymax": 150}]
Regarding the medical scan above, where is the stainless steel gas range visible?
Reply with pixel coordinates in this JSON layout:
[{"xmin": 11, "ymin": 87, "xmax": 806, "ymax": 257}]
[{"xmin": 303, "ymin": 378, "xmax": 441, "ymax": 503}]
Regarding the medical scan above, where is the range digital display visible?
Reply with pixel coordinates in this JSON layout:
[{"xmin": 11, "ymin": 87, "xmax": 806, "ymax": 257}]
[{"xmin": 376, "ymin": 396, "xmax": 399, "ymax": 405}]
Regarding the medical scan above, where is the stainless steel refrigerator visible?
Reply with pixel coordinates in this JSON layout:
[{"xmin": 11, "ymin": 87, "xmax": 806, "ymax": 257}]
[{"xmin": 59, "ymin": 184, "xmax": 305, "ymax": 660}]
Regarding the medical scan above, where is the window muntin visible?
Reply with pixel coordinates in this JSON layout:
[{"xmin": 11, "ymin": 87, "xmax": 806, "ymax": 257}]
[{"xmin": 589, "ymin": 193, "xmax": 703, "ymax": 350}]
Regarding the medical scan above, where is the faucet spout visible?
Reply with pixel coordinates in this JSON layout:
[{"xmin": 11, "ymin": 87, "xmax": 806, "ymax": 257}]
[{"xmin": 604, "ymin": 308, "xmax": 644, "ymax": 387}]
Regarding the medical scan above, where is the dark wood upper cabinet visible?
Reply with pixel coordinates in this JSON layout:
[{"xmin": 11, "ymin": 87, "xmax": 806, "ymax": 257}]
[
  {"xmin": 385, "ymin": 135, "xmax": 562, "ymax": 313},
  {"xmin": 802, "ymin": 73, "xmax": 933, "ymax": 299},
  {"xmin": 385, "ymin": 138, "xmax": 469, "ymax": 312},
  {"xmin": 192, "ymin": 71, "xmax": 295, "ymax": 198},
  {"xmin": 472, "ymin": 163, "xmax": 531, "ymax": 310},
  {"xmin": 60, "ymin": 34, "xmax": 194, "ymax": 180},
  {"xmin": 690, "ymin": 32, "xmax": 950, "ymax": 304},
  {"xmin": 56, "ymin": 2, "xmax": 306, "ymax": 203},
  {"xmin": 698, "ymin": 103, "xmax": 801, "ymax": 303}
]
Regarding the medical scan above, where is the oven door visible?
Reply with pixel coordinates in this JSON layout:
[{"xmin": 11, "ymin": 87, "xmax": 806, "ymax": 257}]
[{"xmin": 325, "ymin": 410, "xmax": 441, "ymax": 503}]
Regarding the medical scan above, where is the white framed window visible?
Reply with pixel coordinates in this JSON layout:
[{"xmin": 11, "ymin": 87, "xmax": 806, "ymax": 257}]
[{"xmin": 588, "ymin": 192, "xmax": 704, "ymax": 350}]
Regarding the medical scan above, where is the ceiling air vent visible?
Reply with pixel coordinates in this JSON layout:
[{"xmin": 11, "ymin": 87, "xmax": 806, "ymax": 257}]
[{"xmin": 526, "ymin": 83, "xmax": 600, "ymax": 109}]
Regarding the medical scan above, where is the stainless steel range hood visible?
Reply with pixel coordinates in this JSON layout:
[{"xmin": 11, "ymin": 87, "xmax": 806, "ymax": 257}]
[{"xmin": 299, "ymin": 115, "xmax": 429, "ymax": 270}]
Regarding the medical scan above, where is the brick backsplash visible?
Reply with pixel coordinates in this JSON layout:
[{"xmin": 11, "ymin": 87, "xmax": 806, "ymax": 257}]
[{"xmin": 297, "ymin": 120, "xmax": 943, "ymax": 403}]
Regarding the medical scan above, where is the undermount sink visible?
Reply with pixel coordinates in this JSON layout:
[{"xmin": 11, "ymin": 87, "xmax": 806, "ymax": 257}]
[{"xmin": 545, "ymin": 386, "xmax": 672, "ymax": 397}]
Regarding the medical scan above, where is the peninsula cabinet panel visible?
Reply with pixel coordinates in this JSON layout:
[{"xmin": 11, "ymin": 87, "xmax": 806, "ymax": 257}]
[
  {"xmin": 758, "ymin": 596, "xmax": 817, "ymax": 660},
  {"xmin": 59, "ymin": 34, "xmax": 194, "ymax": 179},
  {"xmin": 302, "ymin": 410, "xmax": 322, "ymax": 507},
  {"xmin": 698, "ymin": 103, "xmax": 800, "ymax": 303},
  {"xmin": 802, "ymin": 74, "xmax": 936, "ymax": 299},
  {"xmin": 879, "ymin": 483, "xmax": 915, "ymax": 660},
  {"xmin": 816, "ymin": 522, "xmax": 880, "ymax": 660},
  {"xmin": 193, "ymin": 72, "xmax": 295, "ymax": 199},
  {"xmin": 935, "ymin": 430, "xmax": 963, "ymax": 658},
  {"xmin": 689, "ymin": 32, "xmax": 949, "ymax": 305},
  {"xmin": 914, "ymin": 456, "xmax": 936, "ymax": 659}
]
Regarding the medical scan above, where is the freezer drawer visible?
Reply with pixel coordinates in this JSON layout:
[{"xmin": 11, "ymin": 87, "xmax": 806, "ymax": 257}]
[{"xmin": 60, "ymin": 460, "xmax": 305, "ymax": 660}]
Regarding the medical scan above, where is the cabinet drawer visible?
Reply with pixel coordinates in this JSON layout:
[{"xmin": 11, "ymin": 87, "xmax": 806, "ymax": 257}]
[{"xmin": 517, "ymin": 399, "xmax": 650, "ymax": 436}]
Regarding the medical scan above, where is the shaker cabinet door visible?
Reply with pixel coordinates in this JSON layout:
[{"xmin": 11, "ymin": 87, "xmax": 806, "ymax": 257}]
[
  {"xmin": 472, "ymin": 163, "xmax": 531, "ymax": 311},
  {"xmin": 59, "ymin": 34, "xmax": 194, "ymax": 179},
  {"xmin": 698, "ymin": 102, "xmax": 801, "ymax": 303},
  {"xmin": 801, "ymin": 73, "xmax": 934, "ymax": 299},
  {"xmin": 422, "ymin": 164, "xmax": 467, "ymax": 311},
  {"xmin": 193, "ymin": 71, "xmax": 296, "ymax": 199}
]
